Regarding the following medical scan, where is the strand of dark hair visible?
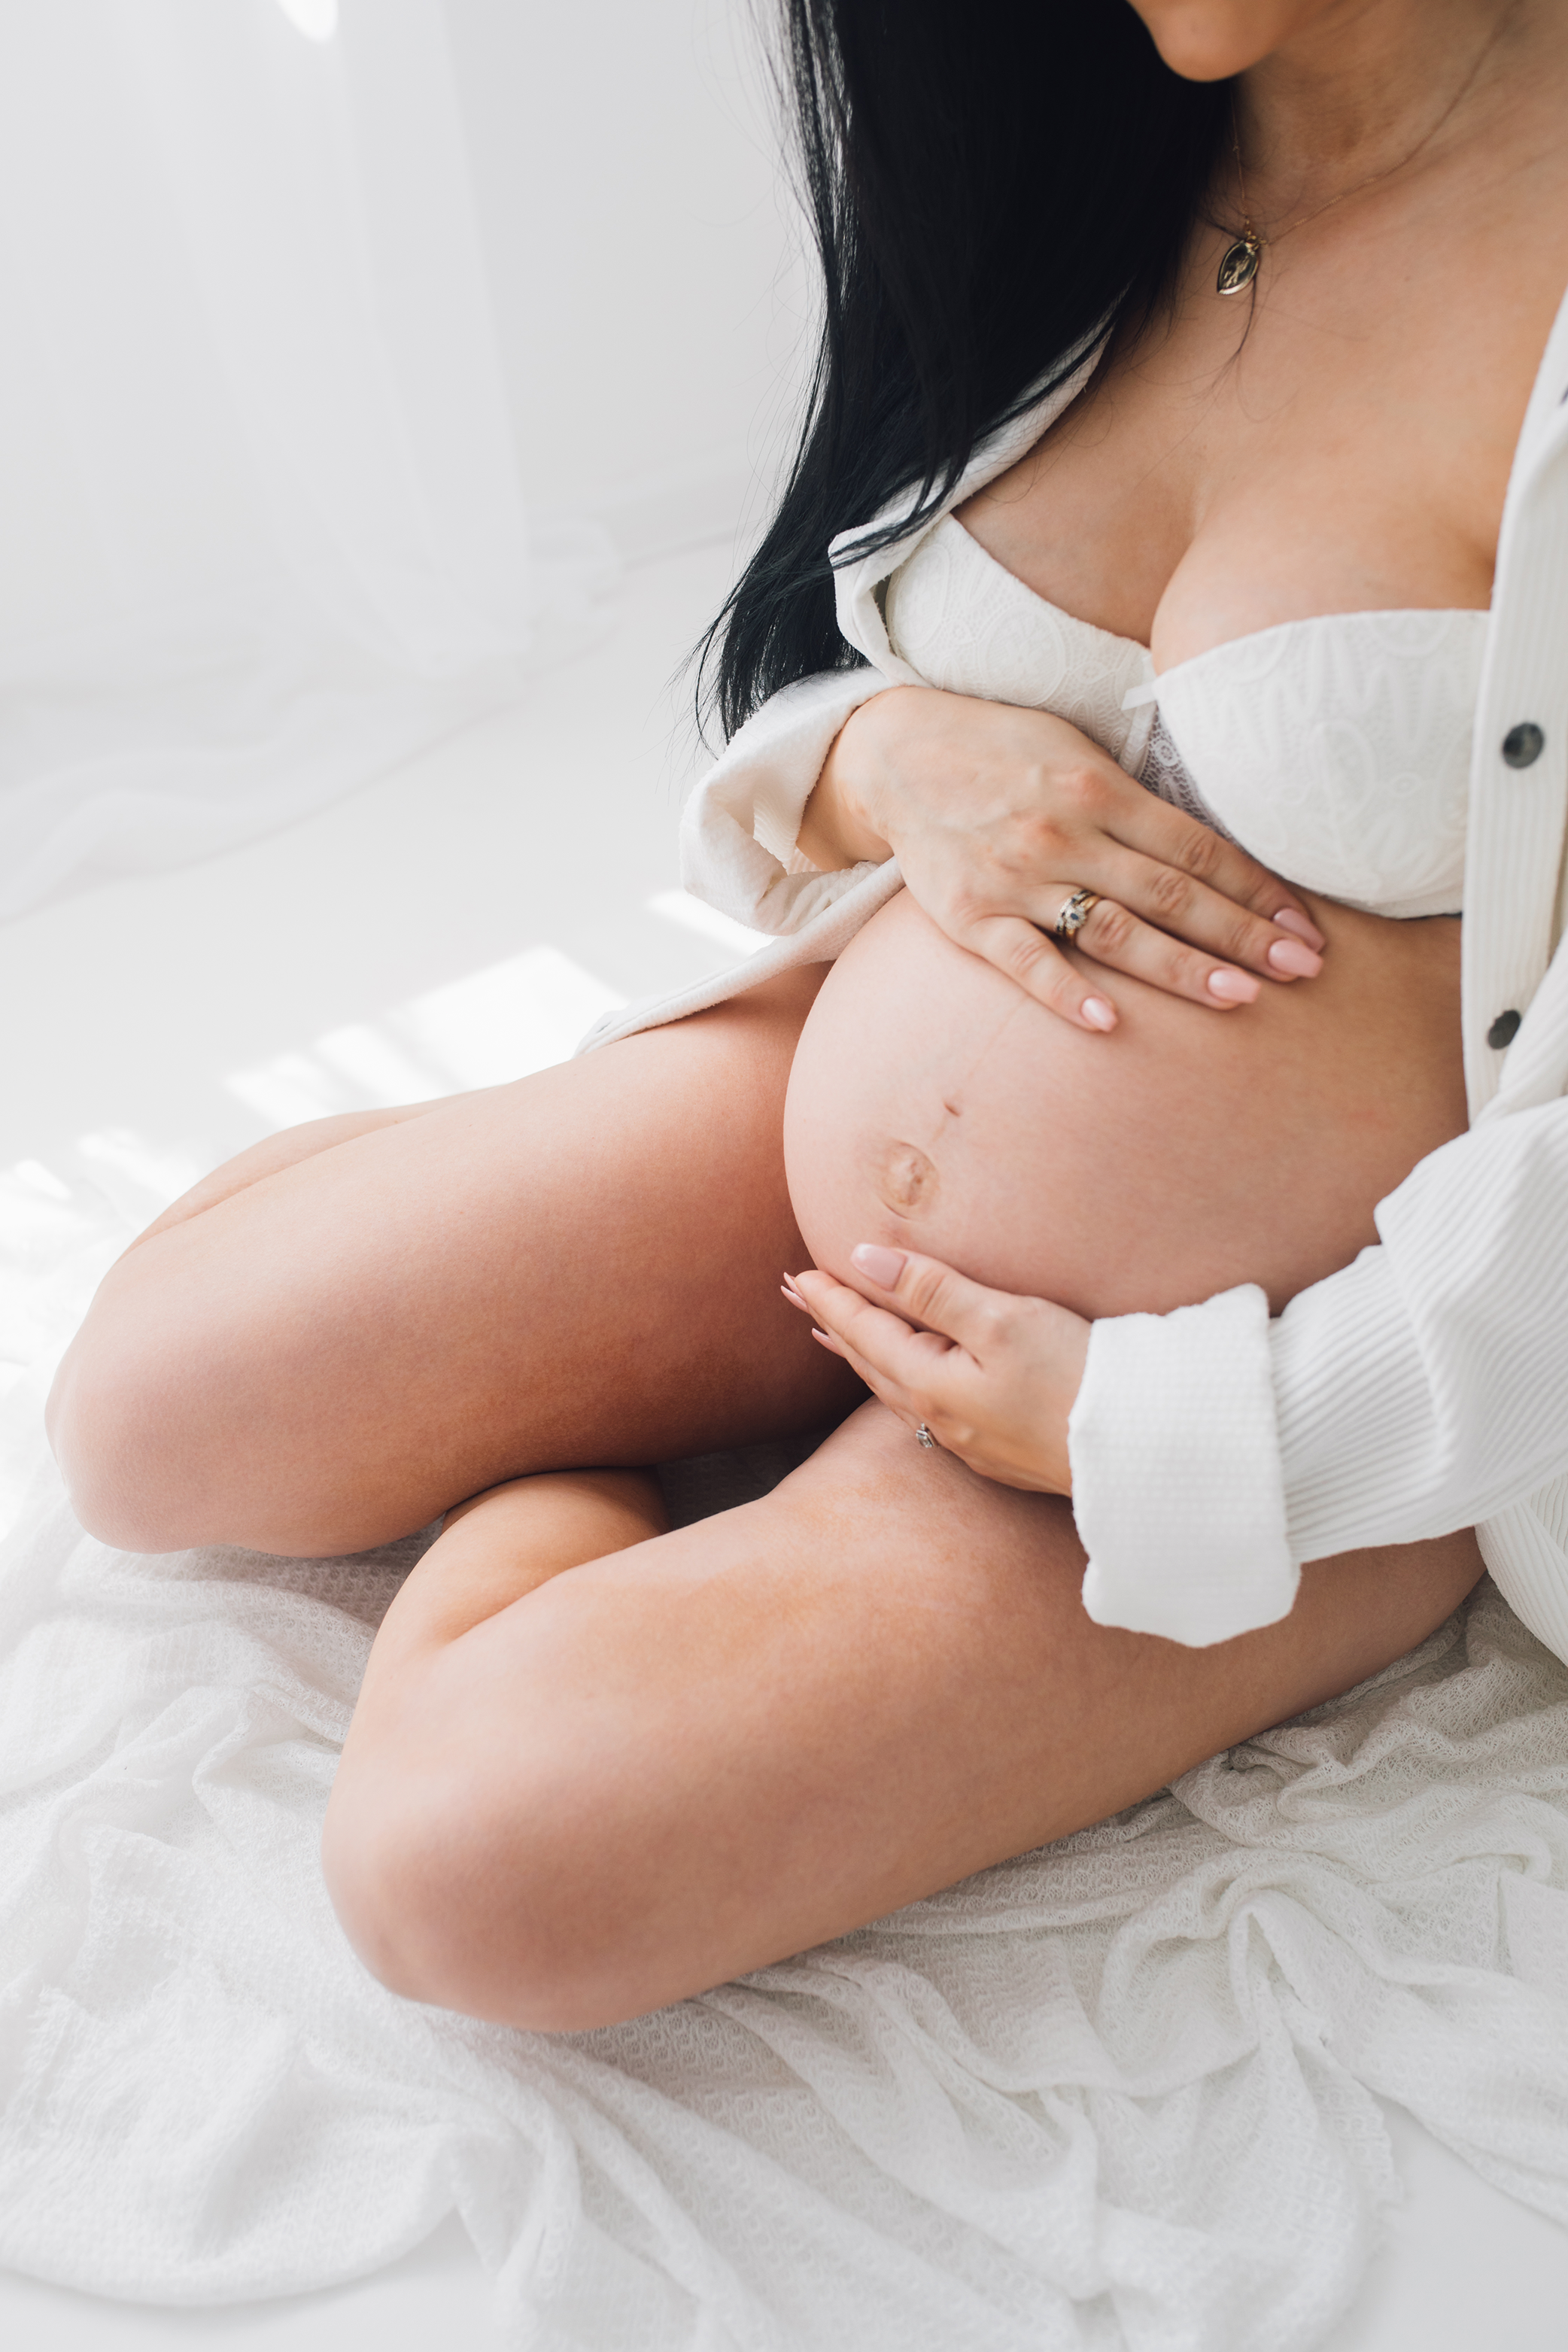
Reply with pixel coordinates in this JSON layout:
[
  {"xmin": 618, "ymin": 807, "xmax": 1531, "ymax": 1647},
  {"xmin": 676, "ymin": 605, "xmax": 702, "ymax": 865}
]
[{"xmin": 696, "ymin": 2, "xmax": 1228, "ymax": 742}]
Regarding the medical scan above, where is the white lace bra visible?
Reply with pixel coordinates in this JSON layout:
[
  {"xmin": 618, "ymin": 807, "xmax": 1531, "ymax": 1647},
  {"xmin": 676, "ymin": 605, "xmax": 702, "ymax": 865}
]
[{"xmin": 882, "ymin": 512, "xmax": 1488, "ymax": 917}]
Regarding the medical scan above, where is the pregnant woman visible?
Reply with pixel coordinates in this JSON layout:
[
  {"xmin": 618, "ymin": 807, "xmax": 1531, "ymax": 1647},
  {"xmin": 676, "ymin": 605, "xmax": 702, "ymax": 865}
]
[{"xmin": 44, "ymin": 0, "xmax": 1568, "ymax": 2030}]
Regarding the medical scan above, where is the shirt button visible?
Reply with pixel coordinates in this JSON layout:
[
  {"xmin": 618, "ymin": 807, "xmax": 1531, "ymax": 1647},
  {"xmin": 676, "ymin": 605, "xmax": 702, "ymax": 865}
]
[
  {"xmin": 1488, "ymin": 1008, "xmax": 1523, "ymax": 1048},
  {"xmin": 1503, "ymin": 722, "xmax": 1545, "ymax": 767}
]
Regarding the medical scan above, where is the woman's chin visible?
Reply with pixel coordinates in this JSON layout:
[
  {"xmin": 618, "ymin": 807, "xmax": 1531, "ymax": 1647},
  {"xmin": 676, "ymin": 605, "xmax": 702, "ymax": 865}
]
[{"xmin": 1125, "ymin": 1, "xmax": 1323, "ymax": 85}]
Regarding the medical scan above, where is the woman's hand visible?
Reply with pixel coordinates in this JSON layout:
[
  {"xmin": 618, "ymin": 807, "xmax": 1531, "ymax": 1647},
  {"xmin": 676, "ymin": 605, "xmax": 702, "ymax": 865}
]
[
  {"xmin": 785, "ymin": 1244, "xmax": 1089, "ymax": 1494},
  {"xmin": 795, "ymin": 685, "xmax": 1324, "ymax": 1034}
]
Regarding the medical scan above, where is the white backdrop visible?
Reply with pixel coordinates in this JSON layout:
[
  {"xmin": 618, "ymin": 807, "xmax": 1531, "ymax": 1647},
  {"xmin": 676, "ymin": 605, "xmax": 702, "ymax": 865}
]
[
  {"xmin": 0, "ymin": 0, "xmax": 626, "ymax": 920},
  {"xmin": 445, "ymin": 0, "xmax": 807, "ymax": 561}
]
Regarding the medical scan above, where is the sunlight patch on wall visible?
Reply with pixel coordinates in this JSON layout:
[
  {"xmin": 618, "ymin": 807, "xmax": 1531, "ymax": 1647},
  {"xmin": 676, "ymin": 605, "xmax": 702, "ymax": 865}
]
[
  {"xmin": 75, "ymin": 1130, "xmax": 208, "ymax": 1210},
  {"xmin": 2, "ymin": 1139, "xmax": 208, "ymax": 1266},
  {"xmin": 0, "ymin": 1159, "xmax": 96, "ymax": 1267},
  {"xmin": 224, "ymin": 946, "xmax": 627, "ymax": 1132},
  {"xmin": 273, "ymin": 0, "xmax": 338, "ymax": 41},
  {"xmin": 394, "ymin": 947, "xmax": 625, "ymax": 1089}
]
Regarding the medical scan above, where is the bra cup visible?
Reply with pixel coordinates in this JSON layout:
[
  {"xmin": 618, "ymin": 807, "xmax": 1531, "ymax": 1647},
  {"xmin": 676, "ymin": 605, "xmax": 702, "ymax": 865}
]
[
  {"xmin": 1155, "ymin": 609, "xmax": 1482, "ymax": 918},
  {"xmin": 884, "ymin": 518, "xmax": 1154, "ymax": 773},
  {"xmin": 881, "ymin": 516, "xmax": 1483, "ymax": 918}
]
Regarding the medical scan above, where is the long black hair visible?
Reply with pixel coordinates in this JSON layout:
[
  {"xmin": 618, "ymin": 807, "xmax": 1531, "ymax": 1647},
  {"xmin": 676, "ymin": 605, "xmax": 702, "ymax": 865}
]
[{"xmin": 700, "ymin": 1, "xmax": 1228, "ymax": 739}]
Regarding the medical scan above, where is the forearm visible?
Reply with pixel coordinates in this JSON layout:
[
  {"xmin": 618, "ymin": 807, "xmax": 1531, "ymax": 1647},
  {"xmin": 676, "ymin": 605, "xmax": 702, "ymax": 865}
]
[
  {"xmin": 1073, "ymin": 1096, "xmax": 1568, "ymax": 1645},
  {"xmin": 126, "ymin": 1100, "xmax": 448, "ymax": 1252},
  {"xmin": 1277, "ymin": 1102, "xmax": 1568, "ymax": 1553}
]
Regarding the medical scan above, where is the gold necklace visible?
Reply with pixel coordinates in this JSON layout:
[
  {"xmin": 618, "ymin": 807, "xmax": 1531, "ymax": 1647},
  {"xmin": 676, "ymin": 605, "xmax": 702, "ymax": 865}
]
[{"xmin": 1216, "ymin": 22, "xmax": 1506, "ymax": 297}]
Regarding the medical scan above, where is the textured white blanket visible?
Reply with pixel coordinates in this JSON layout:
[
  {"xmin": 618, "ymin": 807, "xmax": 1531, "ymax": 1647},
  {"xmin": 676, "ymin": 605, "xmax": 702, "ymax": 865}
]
[{"xmin": 3, "ymin": 1191, "xmax": 1568, "ymax": 2350}]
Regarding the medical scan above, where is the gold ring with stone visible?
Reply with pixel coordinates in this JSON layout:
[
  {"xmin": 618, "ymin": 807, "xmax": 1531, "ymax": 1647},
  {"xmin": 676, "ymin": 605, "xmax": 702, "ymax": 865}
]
[{"xmin": 1053, "ymin": 888, "xmax": 1102, "ymax": 940}]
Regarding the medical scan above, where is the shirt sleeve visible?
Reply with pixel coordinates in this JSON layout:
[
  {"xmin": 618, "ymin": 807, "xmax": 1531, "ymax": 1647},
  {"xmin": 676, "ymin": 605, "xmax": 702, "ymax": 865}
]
[
  {"xmin": 1068, "ymin": 1096, "xmax": 1568, "ymax": 1645},
  {"xmin": 679, "ymin": 668, "xmax": 893, "ymax": 935}
]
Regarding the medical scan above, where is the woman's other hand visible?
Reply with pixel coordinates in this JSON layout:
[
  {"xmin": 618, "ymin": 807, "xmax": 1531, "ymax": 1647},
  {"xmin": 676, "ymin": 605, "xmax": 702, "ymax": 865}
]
[
  {"xmin": 785, "ymin": 1244, "xmax": 1089, "ymax": 1494},
  {"xmin": 795, "ymin": 685, "xmax": 1324, "ymax": 1033}
]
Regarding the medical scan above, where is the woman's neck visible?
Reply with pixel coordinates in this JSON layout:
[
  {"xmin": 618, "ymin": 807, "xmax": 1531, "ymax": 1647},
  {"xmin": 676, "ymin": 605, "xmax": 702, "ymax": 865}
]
[{"xmin": 1235, "ymin": 0, "xmax": 1527, "ymax": 226}]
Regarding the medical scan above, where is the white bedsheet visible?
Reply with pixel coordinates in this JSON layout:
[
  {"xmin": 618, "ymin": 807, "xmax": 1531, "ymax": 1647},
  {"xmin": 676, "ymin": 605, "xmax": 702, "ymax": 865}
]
[{"xmin": 3, "ymin": 1197, "xmax": 1568, "ymax": 2351}]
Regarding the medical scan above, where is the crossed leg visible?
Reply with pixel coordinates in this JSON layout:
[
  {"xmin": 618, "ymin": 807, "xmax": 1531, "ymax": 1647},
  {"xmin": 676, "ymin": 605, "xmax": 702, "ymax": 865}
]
[
  {"xmin": 47, "ymin": 959, "xmax": 1485, "ymax": 2028},
  {"xmin": 322, "ymin": 1402, "xmax": 1484, "ymax": 2031},
  {"xmin": 47, "ymin": 968, "xmax": 864, "ymax": 1557}
]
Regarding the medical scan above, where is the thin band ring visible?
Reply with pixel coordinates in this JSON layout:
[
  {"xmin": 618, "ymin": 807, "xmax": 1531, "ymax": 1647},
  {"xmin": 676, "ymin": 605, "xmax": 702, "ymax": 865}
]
[
  {"xmin": 915, "ymin": 1422, "xmax": 937, "ymax": 1451},
  {"xmin": 1053, "ymin": 887, "xmax": 1102, "ymax": 940}
]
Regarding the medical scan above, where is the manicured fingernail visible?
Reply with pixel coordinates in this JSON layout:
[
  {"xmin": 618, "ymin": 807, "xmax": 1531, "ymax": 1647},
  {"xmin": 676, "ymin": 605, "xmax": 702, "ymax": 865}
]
[
  {"xmin": 1207, "ymin": 968, "xmax": 1260, "ymax": 1004},
  {"xmin": 1273, "ymin": 908, "xmax": 1325, "ymax": 949},
  {"xmin": 781, "ymin": 1284, "xmax": 807, "ymax": 1309},
  {"xmin": 851, "ymin": 1243, "xmax": 907, "ymax": 1287},
  {"xmin": 1080, "ymin": 997, "xmax": 1117, "ymax": 1032},
  {"xmin": 810, "ymin": 1328, "xmax": 837, "ymax": 1348},
  {"xmin": 1268, "ymin": 936, "xmax": 1323, "ymax": 978}
]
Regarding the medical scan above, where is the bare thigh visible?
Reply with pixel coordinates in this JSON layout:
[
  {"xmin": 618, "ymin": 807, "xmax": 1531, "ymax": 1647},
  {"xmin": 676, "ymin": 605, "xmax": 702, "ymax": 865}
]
[
  {"xmin": 49, "ymin": 968, "xmax": 861, "ymax": 1557},
  {"xmin": 325, "ymin": 1402, "xmax": 1484, "ymax": 2031}
]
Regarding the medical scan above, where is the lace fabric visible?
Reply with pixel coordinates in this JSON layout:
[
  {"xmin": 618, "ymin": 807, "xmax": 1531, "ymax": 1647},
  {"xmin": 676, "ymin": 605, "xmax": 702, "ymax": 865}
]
[
  {"xmin": 1153, "ymin": 609, "xmax": 1480, "ymax": 917},
  {"xmin": 884, "ymin": 514, "xmax": 1481, "ymax": 916},
  {"xmin": 1139, "ymin": 708, "xmax": 1236, "ymax": 841},
  {"xmin": 883, "ymin": 515, "xmax": 1158, "ymax": 775}
]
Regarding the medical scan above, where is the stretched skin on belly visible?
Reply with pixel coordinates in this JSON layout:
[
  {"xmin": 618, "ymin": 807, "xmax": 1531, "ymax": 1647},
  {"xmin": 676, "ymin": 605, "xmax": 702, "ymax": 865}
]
[{"xmin": 783, "ymin": 886, "xmax": 1467, "ymax": 1323}]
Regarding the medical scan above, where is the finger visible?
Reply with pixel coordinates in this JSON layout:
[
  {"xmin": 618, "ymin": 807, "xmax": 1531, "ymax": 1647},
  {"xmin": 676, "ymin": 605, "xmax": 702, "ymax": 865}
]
[
  {"xmin": 810, "ymin": 1326, "xmax": 922, "ymax": 1426},
  {"xmin": 799, "ymin": 1296, "xmax": 925, "ymax": 1424},
  {"xmin": 792, "ymin": 1265, "xmax": 967, "ymax": 1393},
  {"xmin": 1092, "ymin": 845, "xmax": 1324, "ymax": 986},
  {"xmin": 1050, "ymin": 892, "xmax": 1265, "ymax": 1009},
  {"xmin": 793, "ymin": 1263, "xmax": 935, "ymax": 1363},
  {"xmin": 1102, "ymin": 786, "xmax": 1326, "ymax": 953},
  {"xmin": 837, "ymin": 1245, "xmax": 1017, "ymax": 1360},
  {"xmin": 948, "ymin": 912, "xmax": 1119, "ymax": 1031},
  {"xmin": 801, "ymin": 1266, "xmax": 1073, "ymax": 1487}
]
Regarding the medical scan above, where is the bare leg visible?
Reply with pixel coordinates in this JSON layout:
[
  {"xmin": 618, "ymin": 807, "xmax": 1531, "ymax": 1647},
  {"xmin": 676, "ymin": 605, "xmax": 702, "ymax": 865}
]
[
  {"xmin": 323, "ymin": 1402, "xmax": 1484, "ymax": 2032},
  {"xmin": 47, "ymin": 968, "xmax": 862, "ymax": 1557}
]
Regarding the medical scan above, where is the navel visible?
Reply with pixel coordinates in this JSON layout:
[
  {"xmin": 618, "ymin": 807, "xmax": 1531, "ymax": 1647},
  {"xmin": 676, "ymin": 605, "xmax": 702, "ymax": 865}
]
[{"xmin": 874, "ymin": 1139, "xmax": 939, "ymax": 1218}]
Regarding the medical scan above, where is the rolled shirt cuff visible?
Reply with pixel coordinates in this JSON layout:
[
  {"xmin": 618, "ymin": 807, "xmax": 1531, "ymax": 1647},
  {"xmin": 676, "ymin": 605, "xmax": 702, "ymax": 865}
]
[
  {"xmin": 679, "ymin": 669, "xmax": 892, "ymax": 936},
  {"xmin": 1068, "ymin": 1282, "xmax": 1299, "ymax": 1645}
]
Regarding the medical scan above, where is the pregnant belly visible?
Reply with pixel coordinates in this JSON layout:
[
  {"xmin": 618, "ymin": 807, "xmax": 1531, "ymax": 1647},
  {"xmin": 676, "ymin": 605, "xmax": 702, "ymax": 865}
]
[{"xmin": 783, "ymin": 888, "xmax": 1466, "ymax": 1320}]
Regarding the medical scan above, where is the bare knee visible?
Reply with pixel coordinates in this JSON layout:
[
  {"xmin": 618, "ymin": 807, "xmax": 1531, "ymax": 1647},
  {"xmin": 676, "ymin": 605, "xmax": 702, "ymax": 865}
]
[
  {"xmin": 47, "ymin": 1249, "xmax": 428, "ymax": 1558},
  {"xmin": 321, "ymin": 1739, "xmax": 663, "ymax": 2033},
  {"xmin": 46, "ymin": 1311, "xmax": 208, "ymax": 1554},
  {"xmin": 47, "ymin": 1285, "xmax": 348, "ymax": 1557}
]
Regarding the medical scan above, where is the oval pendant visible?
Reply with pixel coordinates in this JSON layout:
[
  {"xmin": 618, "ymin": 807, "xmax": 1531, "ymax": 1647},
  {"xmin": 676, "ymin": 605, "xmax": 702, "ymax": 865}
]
[{"xmin": 1216, "ymin": 236, "xmax": 1261, "ymax": 296}]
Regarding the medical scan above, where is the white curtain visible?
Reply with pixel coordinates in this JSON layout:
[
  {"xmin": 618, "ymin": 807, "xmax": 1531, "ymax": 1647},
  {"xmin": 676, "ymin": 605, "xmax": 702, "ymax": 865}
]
[{"xmin": 0, "ymin": 0, "xmax": 600, "ymax": 920}]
